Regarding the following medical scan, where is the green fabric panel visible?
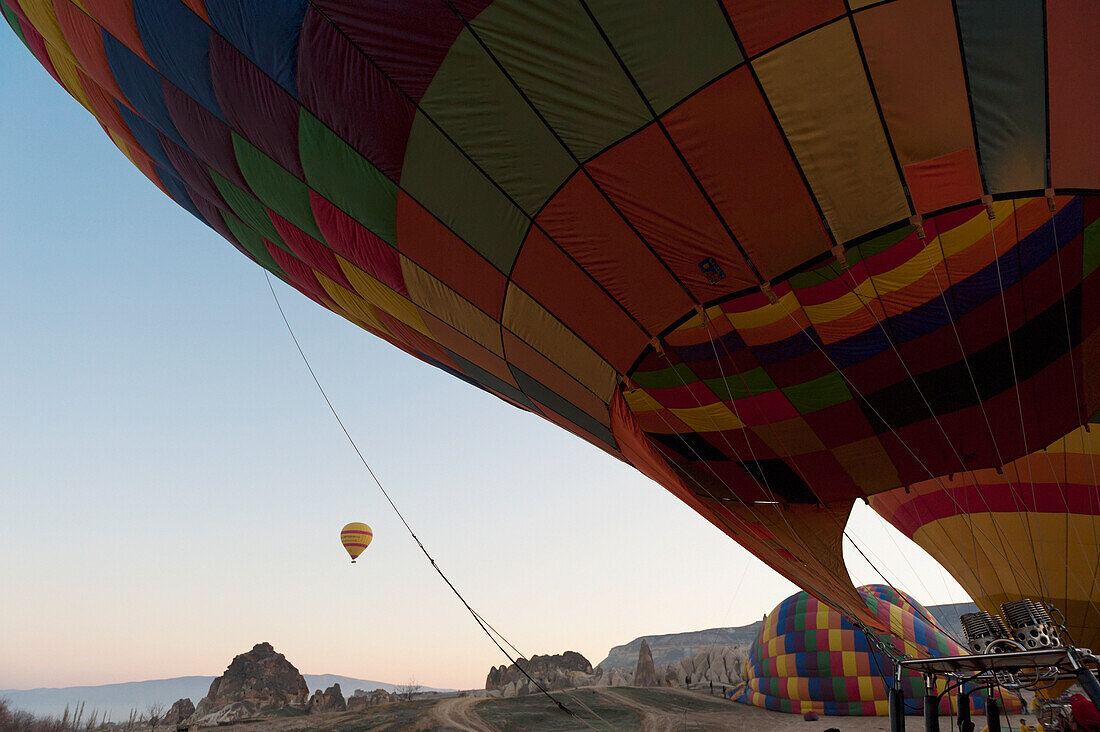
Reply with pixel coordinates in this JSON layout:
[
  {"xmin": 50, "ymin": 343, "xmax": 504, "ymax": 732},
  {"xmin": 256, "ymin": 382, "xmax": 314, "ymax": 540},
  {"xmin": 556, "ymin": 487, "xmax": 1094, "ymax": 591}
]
[
  {"xmin": 586, "ymin": 0, "xmax": 742, "ymax": 115},
  {"xmin": 209, "ymin": 169, "xmax": 288, "ymax": 252},
  {"xmin": 442, "ymin": 348, "xmax": 537, "ymax": 412},
  {"xmin": 704, "ymin": 367, "xmax": 776, "ymax": 400},
  {"xmin": 2, "ymin": 3, "xmax": 27, "ymax": 48},
  {"xmin": 220, "ymin": 211, "xmax": 282, "ymax": 274},
  {"xmin": 956, "ymin": 0, "xmax": 1047, "ymax": 193},
  {"xmin": 1084, "ymin": 218, "xmax": 1100, "ymax": 278},
  {"xmin": 510, "ymin": 366, "xmax": 617, "ymax": 449},
  {"xmin": 401, "ymin": 111, "xmax": 529, "ymax": 272},
  {"xmin": 420, "ymin": 30, "xmax": 576, "ymax": 215},
  {"xmin": 782, "ymin": 371, "xmax": 851, "ymax": 414},
  {"xmin": 298, "ymin": 110, "xmax": 398, "ymax": 245},
  {"xmin": 789, "ymin": 225, "xmax": 913, "ymax": 290},
  {"xmin": 232, "ymin": 133, "xmax": 324, "ymax": 242},
  {"xmin": 630, "ymin": 362, "xmax": 697, "ymax": 390},
  {"xmin": 469, "ymin": 0, "xmax": 650, "ymax": 161}
]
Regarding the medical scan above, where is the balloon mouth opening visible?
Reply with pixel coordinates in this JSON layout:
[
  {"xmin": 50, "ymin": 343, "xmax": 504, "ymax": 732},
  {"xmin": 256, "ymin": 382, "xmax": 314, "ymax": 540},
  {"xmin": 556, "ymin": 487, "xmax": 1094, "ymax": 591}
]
[{"xmin": 351, "ymin": 559, "xmax": 357, "ymax": 563}]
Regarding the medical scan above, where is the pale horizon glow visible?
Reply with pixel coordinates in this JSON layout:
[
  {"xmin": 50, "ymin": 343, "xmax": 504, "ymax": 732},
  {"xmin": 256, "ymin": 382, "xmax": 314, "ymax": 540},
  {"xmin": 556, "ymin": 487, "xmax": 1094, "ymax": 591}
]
[{"xmin": 0, "ymin": 36, "xmax": 970, "ymax": 692}]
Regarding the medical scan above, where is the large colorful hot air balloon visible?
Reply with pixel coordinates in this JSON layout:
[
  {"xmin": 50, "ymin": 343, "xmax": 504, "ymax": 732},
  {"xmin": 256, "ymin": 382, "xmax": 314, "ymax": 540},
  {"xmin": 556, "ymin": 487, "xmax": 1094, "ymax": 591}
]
[
  {"xmin": 340, "ymin": 522, "xmax": 373, "ymax": 563},
  {"xmin": 871, "ymin": 423, "xmax": 1100, "ymax": 655},
  {"xmin": 735, "ymin": 585, "xmax": 1024, "ymax": 716},
  {"xmin": 5, "ymin": 0, "xmax": 1100, "ymax": 634}
]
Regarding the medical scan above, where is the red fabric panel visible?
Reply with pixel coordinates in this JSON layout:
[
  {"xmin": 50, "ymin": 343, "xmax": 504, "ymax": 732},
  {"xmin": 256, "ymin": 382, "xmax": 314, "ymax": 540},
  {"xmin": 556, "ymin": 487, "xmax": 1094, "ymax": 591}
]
[
  {"xmin": 163, "ymin": 81, "xmax": 250, "ymax": 191},
  {"xmin": 502, "ymin": 331, "xmax": 612, "ymax": 428},
  {"xmin": 269, "ymin": 209, "xmax": 354, "ymax": 291},
  {"xmin": 209, "ymin": 34, "xmax": 302, "ymax": 177},
  {"xmin": 265, "ymin": 241, "xmax": 330, "ymax": 304},
  {"xmin": 586, "ymin": 124, "xmax": 758, "ymax": 303},
  {"xmin": 664, "ymin": 67, "xmax": 830, "ymax": 279},
  {"xmin": 312, "ymin": 192, "xmax": 407, "ymax": 296},
  {"xmin": 723, "ymin": 0, "xmax": 845, "ymax": 56},
  {"xmin": 394, "ymin": 192, "xmax": 505, "ymax": 318},
  {"xmin": 20, "ymin": 19, "xmax": 63, "ymax": 86},
  {"xmin": 510, "ymin": 227, "xmax": 648, "ymax": 373},
  {"xmin": 418, "ymin": 309, "xmax": 515, "ymax": 387},
  {"xmin": 178, "ymin": 0, "xmax": 208, "ymax": 23},
  {"xmin": 536, "ymin": 172, "xmax": 693, "ymax": 335},
  {"xmin": 79, "ymin": 0, "xmax": 152, "ymax": 64},
  {"xmin": 159, "ymin": 134, "xmax": 226, "ymax": 210},
  {"xmin": 375, "ymin": 310, "xmax": 457, "ymax": 371},
  {"xmin": 297, "ymin": 7, "xmax": 416, "ymax": 181},
  {"xmin": 53, "ymin": 0, "xmax": 128, "ymax": 103},
  {"xmin": 1048, "ymin": 1, "xmax": 1100, "ymax": 189},
  {"xmin": 802, "ymin": 400, "xmax": 876, "ymax": 449},
  {"xmin": 189, "ymin": 194, "xmax": 249, "ymax": 261},
  {"xmin": 307, "ymin": 0, "xmax": 487, "ymax": 102},
  {"xmin": 78, "ymin": 69, "xmax": 138, "ymax": 144},
  {"xmin": 903, "ymin": 148, "xmax": 984, "ymax": 215}
]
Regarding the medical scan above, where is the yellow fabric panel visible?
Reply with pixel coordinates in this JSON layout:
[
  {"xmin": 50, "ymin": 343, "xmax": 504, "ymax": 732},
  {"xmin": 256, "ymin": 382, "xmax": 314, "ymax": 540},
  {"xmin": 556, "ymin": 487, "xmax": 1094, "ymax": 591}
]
[
  {"xmin": 669, "ymin": 402, "xmax": 745, "ymax": 432},
  {"xmin": 857, "ymin": 676, "xmax": 875, "ymax": 699},
  {"xmin": 315, "ymin": 273, "xmax": 388, "ymax": 333},
  {"xmin": 19, "ymin": 0, "xmax": 76, "ymax": 61},
  {"xmin": 726, "ymin": 290, "xmax": 802, "ymax": 330},
  {"xmin": 842, "ymin": 652, "xmax": 857, "ymax": 677},
  {"xmin": 400, "ymin": 257, "xmax": 503, "ymax": 357},
  {"xmin": 874, "ymin": 700, "xmax": 889, "ymax": 715},
  {"xmin": 336, "ymin": 256, "xmax": 429, "ymax": 336},
  {"xmin": 754, "ymin": 417, "xmax": 825, "ymax": 456},
  {"xmin": 829, "ymin": 628, "xmax": 842, "ymax": 649},
  {"xmin": 44, "ymin": 45, "xmax": 93, "ymax": 113},
  {"xmin": 832, "ymin": 437, "xmax": 901, "ymax": 494},
  {"xmin": 107, "ymin": 130, "xmax": 137, "ymax": 166},
  {"xmin": 622, "ymin": 388, "xmax": 662, "ymax": 413},
  {"xmin": 502, "ymin": 284, "xmax": 617, "ymax": 401},
  {"xmin": 753, "ymin": 21, "xmax": 909, "ymax": 243}
]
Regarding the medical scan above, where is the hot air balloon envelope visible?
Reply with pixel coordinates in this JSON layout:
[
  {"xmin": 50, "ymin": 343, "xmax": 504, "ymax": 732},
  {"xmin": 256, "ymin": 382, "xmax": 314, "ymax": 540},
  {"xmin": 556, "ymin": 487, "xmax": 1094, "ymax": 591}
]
[{"xmin": 340, "ymin": 522, "xmax": 373, "ymax": 563}]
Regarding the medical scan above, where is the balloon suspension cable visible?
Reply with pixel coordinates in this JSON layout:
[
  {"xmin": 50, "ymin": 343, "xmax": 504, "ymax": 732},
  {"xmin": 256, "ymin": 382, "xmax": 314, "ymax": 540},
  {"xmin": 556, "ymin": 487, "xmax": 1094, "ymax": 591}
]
[{"xmin": 263, "ymin": 273, "xmax": 608, "ymax": 730}]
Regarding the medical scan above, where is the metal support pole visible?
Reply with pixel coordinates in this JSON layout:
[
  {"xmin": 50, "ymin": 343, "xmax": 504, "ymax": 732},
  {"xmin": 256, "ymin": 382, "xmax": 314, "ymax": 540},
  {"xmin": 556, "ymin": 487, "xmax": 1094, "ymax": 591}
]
[
  {"xmin": 890, "ymin": 685, "xmax": 906, "ymax": 732},
  {"xmin": 1068, "ymin": 648, "xmax": 1100, "ymax": 712},
  {"xmin": 985, "ymin": 696, "xmax": 1001, "ymax": 732},
  {"xmin": 956, "ymin": 691, "xmax": 974, "ymax": 732},
  {"xmin": 923, "ymin": 674, "xmax": 940, "ymax": 732}
]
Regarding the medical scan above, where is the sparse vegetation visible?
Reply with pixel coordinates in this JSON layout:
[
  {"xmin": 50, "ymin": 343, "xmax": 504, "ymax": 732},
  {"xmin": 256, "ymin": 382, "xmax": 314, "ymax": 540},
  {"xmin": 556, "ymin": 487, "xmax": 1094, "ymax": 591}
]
[
  {"xmin": 0, "ymin": 699, "xmax": 111, "ymax": 732},
  {"xmin": 395, "ymin": 679, "xmax": 421, "ymax": 703}
]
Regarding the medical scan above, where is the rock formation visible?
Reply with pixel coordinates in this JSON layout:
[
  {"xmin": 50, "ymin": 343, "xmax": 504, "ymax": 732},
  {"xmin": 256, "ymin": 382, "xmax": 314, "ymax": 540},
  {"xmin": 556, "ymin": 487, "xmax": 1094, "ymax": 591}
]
[
  {"xmin": 309, "ymin": 683, "xmax": 346, "ymax": 713},
  {"xmin": 346, "ymin": 688, "xmax": 392, "ymax": 712},
  {"xmin": 485, "ymin": 651, "xmax": 593, "ymax": 692},
  {"xmin": 192, "ymin": 642, "xmax": 309, "ymax": 723},
  {"xmin": 634, "ymin": 640, "xmax": 658, "ymax": 687},
  {"xmin": 660, "ymin": 646, "xmax": 744, "ymax": 688},
  {"xmin": 163, "ymin": 698, "xmax": 194, "ymax": 727}
]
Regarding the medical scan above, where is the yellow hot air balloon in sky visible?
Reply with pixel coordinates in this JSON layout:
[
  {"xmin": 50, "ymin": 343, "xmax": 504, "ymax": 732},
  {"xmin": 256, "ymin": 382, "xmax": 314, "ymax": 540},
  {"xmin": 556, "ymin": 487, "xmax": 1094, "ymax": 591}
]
[{"xmin": 340, "ymin": 522, "xmax": 373, "ymax": 563}]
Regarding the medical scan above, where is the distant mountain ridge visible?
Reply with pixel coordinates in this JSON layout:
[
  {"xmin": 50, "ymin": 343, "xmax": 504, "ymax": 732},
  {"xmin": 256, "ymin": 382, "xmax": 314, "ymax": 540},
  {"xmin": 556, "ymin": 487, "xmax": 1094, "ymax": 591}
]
[
  {"xmin": 597, "ymin": 600, "xmax": 978, "ymax": 670},
  {"xmin": 1, "ymin": 675, "xmax": 449, "ymax": 720}
]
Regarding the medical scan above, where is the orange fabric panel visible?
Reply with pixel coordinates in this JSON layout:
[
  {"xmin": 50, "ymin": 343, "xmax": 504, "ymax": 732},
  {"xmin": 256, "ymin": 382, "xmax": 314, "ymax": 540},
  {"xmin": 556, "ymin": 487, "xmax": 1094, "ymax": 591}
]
[
  {"xmin": 664, "ymin": 67, "xmax": 831, "ymax": 280},
  {"xmin": 752, "ymin": 21, "xmax": 910, "ymax": 243},
  {"xmin": 375, "ymin": 310, "xmax": 457, "ymax": 371},
  {"xmin": 503, "ymin": 330, "xmax": 612, "ymax": 428},
  {"xmin": 904, "ymin": 149, "xmax": 984, "ymax": 215},
  {"xmin": 855, "ymin": 0, "xmax": 976, "ymax": 170},
  {"xmin": 586, "ymin": 123, "xmax": 758, "ymax": 303},
  {"xmin": 79, "ymin": 70, "xmax": 135, "ymax": 143},
  {"xmin": 510, "ymin": 227, "xmax": 649, "ymax": 373},
  {"xmin": 1047, "ymin": 0, "xmax": 1100, "ymax": 189},
  {"xmin": 418, "ymin": 308, "xmax": 518, "ymax": 388},
  {"xmin": 53, "ymin": 0, "xmax": 128, "ymax": 103},
  {"xmin": 395, "ymin": 191, "xmax": 507, "ymax": 319},
  {"xmin": 723, "ymin": 0, "xmax": 845, "ymax": 57},
  {"xmin": 536, "ymin": 171, "xmax": 695, "ymax": 336},
  {"xmin": 78, "ymin": 0, "xmax": 152, "ymax": 67},
  {"xmin": 177, "ymin": 0, "xmax": 207, "ymax": 23}
]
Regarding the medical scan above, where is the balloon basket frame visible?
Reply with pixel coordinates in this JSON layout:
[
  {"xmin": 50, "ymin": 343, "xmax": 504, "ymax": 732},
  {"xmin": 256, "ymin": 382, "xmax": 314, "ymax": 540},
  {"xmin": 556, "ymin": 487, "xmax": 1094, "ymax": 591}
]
[{"xmin": 887, "ymin": 646, "xmax": 1100, "ymax": 731}]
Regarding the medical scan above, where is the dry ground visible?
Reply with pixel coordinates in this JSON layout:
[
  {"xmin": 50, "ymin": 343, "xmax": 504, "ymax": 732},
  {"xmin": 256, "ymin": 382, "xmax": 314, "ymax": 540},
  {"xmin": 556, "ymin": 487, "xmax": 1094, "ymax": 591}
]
[{"xmin": 195, "ymin": 687, "xmax": 1036, "ymax": 731}]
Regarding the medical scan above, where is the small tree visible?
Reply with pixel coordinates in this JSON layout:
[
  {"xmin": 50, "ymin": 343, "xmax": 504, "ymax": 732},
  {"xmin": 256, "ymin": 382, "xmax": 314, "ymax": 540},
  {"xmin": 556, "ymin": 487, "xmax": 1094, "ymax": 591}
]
[
  {"xmin": 396, "ymin": 678, "xmax": 421, "ymax": 703},
  {"xmin": 146, "ymin": 703, "xmax": 165, "ymax": 732}
]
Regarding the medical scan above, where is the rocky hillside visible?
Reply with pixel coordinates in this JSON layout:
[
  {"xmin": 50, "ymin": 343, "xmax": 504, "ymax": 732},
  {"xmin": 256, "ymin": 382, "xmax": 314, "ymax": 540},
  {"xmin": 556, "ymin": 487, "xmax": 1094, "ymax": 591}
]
[{"xmin": 598, "ymin": 600, "xmax": 977, "ymax": 670}]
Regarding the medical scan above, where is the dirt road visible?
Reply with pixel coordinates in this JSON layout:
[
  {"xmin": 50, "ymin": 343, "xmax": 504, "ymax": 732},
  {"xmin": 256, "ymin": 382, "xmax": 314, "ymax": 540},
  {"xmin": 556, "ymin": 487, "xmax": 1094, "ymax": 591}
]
[{"xmin": 426, "ymin": 696, "xmax": 496, "ymax": 731}]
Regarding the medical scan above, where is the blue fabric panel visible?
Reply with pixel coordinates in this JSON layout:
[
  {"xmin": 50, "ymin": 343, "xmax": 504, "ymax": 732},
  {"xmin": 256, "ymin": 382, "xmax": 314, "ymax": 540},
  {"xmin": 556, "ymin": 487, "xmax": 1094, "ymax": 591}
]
[
  {"xmin": 753, "ymin": 329, "xmax": 822, "ymax": 365},
  {"xmin": 828, "ymin": 327, "xmax": 891, "ymax": 369},
  {"xmin": 134, "ymin": 0, "xmax": 223, "ymax": 121},
  {"xmin": 103, "ymin": 31, "xmax": 187, "ymax": 148},
  {"xmin": 204, "ymin": 0, "xmax": 306, "ymax": 97},
  {"xmin": 675, "ymin": 328, "xmax": 746, "ymax": 363},
  {"xmin": 116, "ymin": 103, "xmax": 172, "ymax": 170},
  {"xmin": 157, "ymin": 166, "xmax": 204, "ymax": 220}
]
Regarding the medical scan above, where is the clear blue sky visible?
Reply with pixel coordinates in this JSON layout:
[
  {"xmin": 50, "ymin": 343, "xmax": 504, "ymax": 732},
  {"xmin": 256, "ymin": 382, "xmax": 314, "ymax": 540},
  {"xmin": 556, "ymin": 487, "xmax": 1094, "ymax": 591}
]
[{"xmin": 0, "ymin": 32, "xmax": 969, "ymax": 691}]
